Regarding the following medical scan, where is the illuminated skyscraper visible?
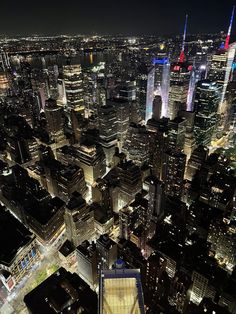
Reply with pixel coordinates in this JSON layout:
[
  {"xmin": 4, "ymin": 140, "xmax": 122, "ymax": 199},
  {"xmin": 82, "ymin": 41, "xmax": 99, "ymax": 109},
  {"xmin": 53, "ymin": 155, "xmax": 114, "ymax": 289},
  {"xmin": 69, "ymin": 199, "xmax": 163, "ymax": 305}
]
[
  {"xmin": 44, "ymin": 98, "xmax": 65, "ymax": 143},
  {"xmin": 168, "ymin": 117, "xmax": 187, "ymax": 151},
  {"xmin": 168, "ymin": 15, "xmax": 194, "ymax": 117},
  {"xmin": 99, "ymin": 104, "xmax": 118, "ymax": 167},
  {"xmin": 122, "ymin": 123, "xmax": 150, "ymax": 166},
  {"xmin": 0, "ymin": 50, "xmax": 10, "ymax": 71},
  {"xmin": 97, "ymin": 234, "xmax": 117, "ymax": 270},
  {"xmin": 178, "ymin": 110, "xmax": 196, "ymax": 161},
  {"xmin": 187, "ymin": 66, "xmax": 197, "ymax": 111},
  {"xmin": 208, "ymin": 7, "xmax": 236, "ymax": 113},
  {"xmin": 64, "ymin": 192, "xmax": 95, "ymax": 247},
  {"xmin": 193, "ymin": 80, "xmax": 221, "ymax": 146},
  {"xmin": 0, "ymin": 70, "xmax": 9, "ymax": 97},
  {"xmin": 77, "ymin": 241, "xmax": 98, "ymax": 289},
  {"xmin": 153, "ymin": 57, "xmax": 170, "ymax": 118},
  {"xmin": 63, "ymin": 64, "xmax": 84, "ymax": 113},
  {"xmin": 168, "ymin": 63, "xmax": 191, "ymax": 119},
  {"xmin": 57, "ymin": 78, "xmax": 67, "ymax": 106},
  {"xmin": 162, "ymin": 149, "xmax": 186, "ymax": 199},
  {"xmin": 107, "ymin": 99, "xmax": 130, "ymax": 150},
  {"xmin": 145, "ymin": 66, "xmax": 155, "ymax": 123}
]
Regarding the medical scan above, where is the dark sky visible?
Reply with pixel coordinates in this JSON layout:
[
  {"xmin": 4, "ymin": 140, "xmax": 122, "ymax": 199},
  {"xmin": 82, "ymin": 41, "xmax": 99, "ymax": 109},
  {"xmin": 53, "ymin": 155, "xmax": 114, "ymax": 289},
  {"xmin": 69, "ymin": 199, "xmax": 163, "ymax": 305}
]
[{"xmin": 1, "ymin": 0, "xmax": 236, "ymax": 36}]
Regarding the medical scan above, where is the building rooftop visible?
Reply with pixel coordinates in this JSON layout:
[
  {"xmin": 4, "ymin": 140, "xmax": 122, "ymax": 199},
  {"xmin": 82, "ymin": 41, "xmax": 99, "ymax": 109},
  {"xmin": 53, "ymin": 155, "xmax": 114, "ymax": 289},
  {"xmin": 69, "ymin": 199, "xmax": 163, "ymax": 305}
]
[
  {"xmin": 59, "ymin": 240, "xmax": 75, "ymax": 258},
  {"xmin": 25, "ymin": 196, "xmax": 64, "ymax": 225},
  {"xmin": 66, "ymin": 192, "xmax": 86, "ymax": 211},
  {"xmin": 97, "ymin": 234, "xmax": 116, "ymax": 250},
  {"xmin": 99, "ymin": 269, "xmax": 145, "ymax": 314},
  {"xmin": 0, "ymin": 206, "xmax": 34, "ymax": 266},
  {"xmin": 24, "ymin": 267, "xmax": 97, "ymax": 314}
]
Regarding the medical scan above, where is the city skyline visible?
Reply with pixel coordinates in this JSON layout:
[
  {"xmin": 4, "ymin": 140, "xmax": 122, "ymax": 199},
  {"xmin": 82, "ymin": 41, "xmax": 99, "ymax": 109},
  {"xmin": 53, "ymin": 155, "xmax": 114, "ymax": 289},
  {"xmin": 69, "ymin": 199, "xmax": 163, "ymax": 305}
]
[{"xmin": 0, "ymin": 2, "xmax": 236, "ymax": 314}]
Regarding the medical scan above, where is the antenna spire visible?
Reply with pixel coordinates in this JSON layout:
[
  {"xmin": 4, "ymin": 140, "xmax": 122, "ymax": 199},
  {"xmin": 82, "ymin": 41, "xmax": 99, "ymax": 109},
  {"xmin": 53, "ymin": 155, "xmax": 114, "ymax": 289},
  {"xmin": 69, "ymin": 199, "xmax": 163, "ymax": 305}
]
[
  {"xmin": 225, "ymin": 6, "xmax": 235, "ymax": 50},
  {"xmin": 179, "ymin": 14, "xmax": 188, "ymax": 63}
]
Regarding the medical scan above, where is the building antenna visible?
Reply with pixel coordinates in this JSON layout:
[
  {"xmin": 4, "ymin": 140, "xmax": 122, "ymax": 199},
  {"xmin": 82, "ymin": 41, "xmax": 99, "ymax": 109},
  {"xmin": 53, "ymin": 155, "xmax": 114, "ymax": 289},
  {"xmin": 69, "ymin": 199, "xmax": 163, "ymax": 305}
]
[
  {"xmin": 225, "ymin": 6, "xmax": 235, "ymax": 50},
  {"xmin": 179, "ymin": 14, "xmax": 188, "ymax": 63}
]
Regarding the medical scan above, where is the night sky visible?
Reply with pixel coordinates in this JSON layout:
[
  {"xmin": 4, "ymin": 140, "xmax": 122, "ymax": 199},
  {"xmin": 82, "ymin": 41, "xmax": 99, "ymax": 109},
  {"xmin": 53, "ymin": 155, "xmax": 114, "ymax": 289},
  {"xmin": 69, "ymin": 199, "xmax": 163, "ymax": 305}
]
[{"xmin": 1, "ymin": 0, "xmax": 236, "ymax": 36}]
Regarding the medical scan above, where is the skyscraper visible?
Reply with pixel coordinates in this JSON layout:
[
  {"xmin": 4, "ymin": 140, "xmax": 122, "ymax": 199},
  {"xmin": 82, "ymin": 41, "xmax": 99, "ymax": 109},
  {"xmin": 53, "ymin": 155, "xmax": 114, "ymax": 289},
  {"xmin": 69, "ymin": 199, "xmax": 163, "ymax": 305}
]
[
  {"xmin": 194, "ymin": 80, "xmax": 221, "ymax": 146},
  {"xmin": 63, "ymin": 64, "xmax": 84, "ymax": 113},
  {"xmin": 168, "ymin": 117, "xmax": 187, "ymax": 151},
  {"xmin": 64, "ymin": 192, "xmax": 95, "ymax": 247},
  {"xmin": 44, "ymin": 98, "xmax": 65, "ymax": 143},
  {"xmin": 162, "ymin": 150, "xmax": 186, "ymax": 199},
  {"xmin": 107, "ymin": 99, "xmax": 130, "ymax": 150},
  {"xmin": 208, "ymin": 7, "xmax": 236, "ymax": 113},
  {"xmin": 150, "ymin": 54, "xmax": 170, "ymax": 117},
  {"xmin": 146, "ymin": 176, "xmax": 165, "ymax": 224},
  {"xmin": 168, "ymin": 63, "xmax": 191, "ymax": 119},
  {"xmin": 0, "ymin": 70, "xmax": 9, "ymax": 97},
  {"xmin": 98, "ymin": 104, "xmax": 118, "ymax": 167},
  {"xmin": 145, "ymin": 66, "xmax": 155, "ymax": 123},
  {"xmin": 96, "ymin": 234, "xmax": 117, "ymax": 270},
  {"xmin": 77, "ymin": 241, "xmax": 98, "ymax": 289},
  {"xmin": 122, "ymin": 123, "xmax": 150, "ymax": 166}
]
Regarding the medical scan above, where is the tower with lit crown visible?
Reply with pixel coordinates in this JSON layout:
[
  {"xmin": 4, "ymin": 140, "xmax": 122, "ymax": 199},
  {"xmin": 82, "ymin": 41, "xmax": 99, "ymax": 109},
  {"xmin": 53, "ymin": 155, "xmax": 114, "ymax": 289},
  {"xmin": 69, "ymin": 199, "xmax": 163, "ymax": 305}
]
[{"xmin": 168, "ymin": 15, "xmax": 193, "ymax": 119}]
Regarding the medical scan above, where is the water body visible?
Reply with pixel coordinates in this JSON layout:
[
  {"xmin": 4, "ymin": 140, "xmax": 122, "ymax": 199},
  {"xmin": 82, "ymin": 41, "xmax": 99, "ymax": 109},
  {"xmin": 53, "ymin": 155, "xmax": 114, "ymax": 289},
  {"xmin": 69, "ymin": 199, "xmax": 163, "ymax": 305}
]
[{"xmin": 26, "ymin": 51, "xmax": 115, "ymax": 69}]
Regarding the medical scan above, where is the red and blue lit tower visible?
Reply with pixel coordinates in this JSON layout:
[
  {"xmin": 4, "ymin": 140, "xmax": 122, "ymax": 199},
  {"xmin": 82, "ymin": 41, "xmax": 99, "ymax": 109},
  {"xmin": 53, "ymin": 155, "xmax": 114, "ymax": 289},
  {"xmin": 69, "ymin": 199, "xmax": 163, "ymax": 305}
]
[
  {"xmin": 179, "ymin": 14, "xmax": 188, "ymax": 63},
  {"xmin": 224, "ymin": 6, "xmax": 235, "ymax": 50}
]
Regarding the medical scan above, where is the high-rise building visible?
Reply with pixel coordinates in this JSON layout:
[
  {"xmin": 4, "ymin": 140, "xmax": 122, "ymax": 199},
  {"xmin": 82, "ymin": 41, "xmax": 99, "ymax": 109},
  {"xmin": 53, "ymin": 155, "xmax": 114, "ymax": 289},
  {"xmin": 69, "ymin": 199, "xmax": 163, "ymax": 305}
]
[
  {"xmin": 147, "ymin": 118, "xmax": 169, "ymax": 179},
  {"xmin": 152, "ymin": 95, "xmax": 162, "ymax": 120},
  {"xmin": 44, "ymin": 98, "xmax": 65, "ymax": 143},
  {"xmin": 178, "ymin": 110, "xmax": 196, "ymax": 161},
  {"xmin": 168, "ymin": 62, "xmax": 192, "ymax": 119},
  {"xmin": 168, "ymin": 117, "xmax": 187, "ymax": 151},
  {"xmin": 122, "ymin": 123, "xmax": 150, "ymax": 166},
  {"xmin": 208, "ymin": 7, "xmax": 236, "ymax": 111},
  {"xmin": 7, "ymin": 136, "xmax": 31, "ymax": 164},
  {"xmin": 57, "ymin": 144, "xmax": 106, "ymax": 186},
  {"xmin": 107, "ymin": 99, "xmax": 130, "ymax": 150},
  {"xmin": 117, "ymin": 160, "xmax": 142, "ymax": 209},
  {"xmin": 136, "ymin": 67, "xmax": 149, "ymax": 121},
  {"xmin": 64, "ymin": 192, "xmax": 95, "ymax": 247},
  {"xmin": 119, "ymin": 206, "xmax": 133, "ymax": 240},
  {"xmin": 145, "ymin": 66, "xmax": 155, "ymax": 123},
  {"xmin": 92, "ymin": 178, "xmax": 113, "ymax": 219},
  {"xmin": 78, "ymin": 143, "xmax": 106, "ymax": 185},
  {"xmin": 0, "ymin": 206, "xmax": 39, "ymax": 292},
  {"xmin": 145, "ymin": 252, "xmax": 167, "ymax": 305},
  {"xmin": 0, "ymin": 70, "xmax": 9, "ymax": 97},
  {"xmin": 193, "ymin": 80, "xmax": 221, "ymax": 146},
  {"xmin": 63, "ymin": 64, "xmax": 84, "ymax": 113},
  {"xmin": 162, "ymin": 149, "xmax": 186, "ymax": 199},
  {"xmin": 99, "ymin": 268, "xmax": 145, "ymax": 314},
  {"xmin": 98, "ymin": 104, "xmax": 118, "ymax": 167},
  {"xmin": 186, "ymin": 145, "xmax": 208, "ymax": 181},
  {"xmin": 77, "ymin": 241, "xmax": 98, "ymax": 289},
  {"xmin": 24, "ymin": 267, "xmax": 98, "ymax": 313},
  {"xmin": 55, "ymin": 164, "xmax": 87, "ymax": 201},
  {"xmin": 153, "ymin": 57, "xmax": 170, "ymax": 117},
  {"xmin": 96, "ymin": 234, "xmax": 117, "ymax": 270},
  {"xmin": 145, "ymin": 176, "xmax": 165, "ymax": 224},
  {"xmin": 57, "ymin": 78, "xmax": 67, "ymax": 106}
]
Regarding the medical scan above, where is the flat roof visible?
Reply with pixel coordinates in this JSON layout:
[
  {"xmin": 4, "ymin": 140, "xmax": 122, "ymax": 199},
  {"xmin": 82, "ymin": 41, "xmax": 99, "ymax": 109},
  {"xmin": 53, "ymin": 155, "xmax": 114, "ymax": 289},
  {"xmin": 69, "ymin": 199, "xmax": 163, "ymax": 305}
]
[{"xmin": 100, "ymin": 269, "xmax": 145, "ymax": 314}]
